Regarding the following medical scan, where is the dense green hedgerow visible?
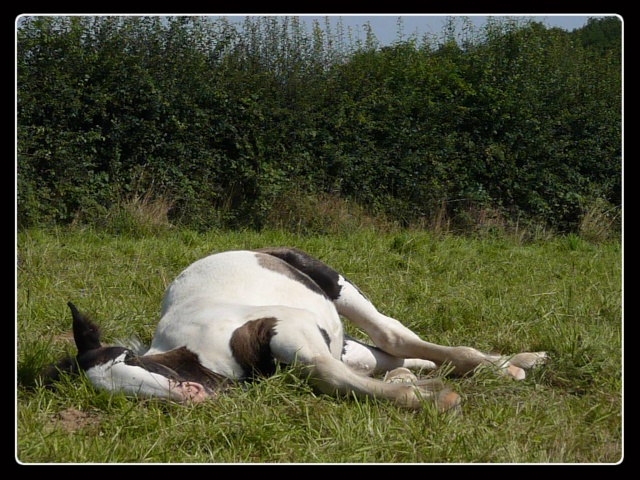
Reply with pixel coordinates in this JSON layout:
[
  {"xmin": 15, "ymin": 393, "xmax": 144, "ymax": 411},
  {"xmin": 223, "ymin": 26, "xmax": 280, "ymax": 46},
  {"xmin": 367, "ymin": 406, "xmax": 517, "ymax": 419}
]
[{"xmin": 17, "ymin": 16, "xmax": 621, "ymax": 233}]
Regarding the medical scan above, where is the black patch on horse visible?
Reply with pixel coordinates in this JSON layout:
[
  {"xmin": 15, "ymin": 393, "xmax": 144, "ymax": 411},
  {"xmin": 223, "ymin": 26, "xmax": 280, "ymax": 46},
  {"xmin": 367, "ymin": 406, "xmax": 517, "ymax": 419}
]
[
  {"xmin": 126, "ymin": 347, "xmax": 231, "ymax": 393},
  {"xmin": 229, "ymin": 317, "xmax": 279, "ymax": 379},
  {"xmin": 255, "ymin": 247, "xmax": 343, "ymax": 300}
]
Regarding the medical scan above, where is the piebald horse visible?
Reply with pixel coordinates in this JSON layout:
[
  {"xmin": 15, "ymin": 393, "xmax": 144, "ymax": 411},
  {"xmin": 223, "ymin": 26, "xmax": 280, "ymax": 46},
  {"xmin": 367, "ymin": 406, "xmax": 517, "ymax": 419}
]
[{"xmin": 44, "ymin": 247, "xmax": 546, "ymax": 412}]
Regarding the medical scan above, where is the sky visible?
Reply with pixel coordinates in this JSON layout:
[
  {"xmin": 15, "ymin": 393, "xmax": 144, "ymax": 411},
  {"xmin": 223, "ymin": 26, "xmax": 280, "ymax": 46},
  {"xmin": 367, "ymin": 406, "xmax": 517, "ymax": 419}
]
[
  {"xmin": 213, "ymin": 14, "xmax": 615, "ymax": 46},
  {"xmin": 15, "ymin": 14, "xmax": 618, "ymax": 47}
]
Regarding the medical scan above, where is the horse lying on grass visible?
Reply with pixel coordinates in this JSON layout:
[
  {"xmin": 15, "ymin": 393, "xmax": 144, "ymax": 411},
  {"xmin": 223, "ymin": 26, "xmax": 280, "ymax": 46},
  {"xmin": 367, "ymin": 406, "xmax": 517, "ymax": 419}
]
[{"xmin": 44, "ymin": 247, "xmax": 547, "ymax": 412}]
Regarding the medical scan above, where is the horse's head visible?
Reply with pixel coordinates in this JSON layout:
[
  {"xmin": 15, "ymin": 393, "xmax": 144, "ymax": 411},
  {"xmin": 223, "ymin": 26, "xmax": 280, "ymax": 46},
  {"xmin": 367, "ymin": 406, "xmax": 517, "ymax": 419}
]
[{"xmin": 42, "ymin": 302, "xmax": 208, "ymax": 402}]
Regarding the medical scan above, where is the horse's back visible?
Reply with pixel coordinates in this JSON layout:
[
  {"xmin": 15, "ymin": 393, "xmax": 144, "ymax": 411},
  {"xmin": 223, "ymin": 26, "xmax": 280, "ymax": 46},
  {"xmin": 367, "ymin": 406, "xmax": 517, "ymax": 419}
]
[
  {"xmin": 161, "ymin": 250, "xmax": 334, "ymax": 311},
  {"xmin": 148, "ymin": 250, "xmax": 344, "ymax": 377}
]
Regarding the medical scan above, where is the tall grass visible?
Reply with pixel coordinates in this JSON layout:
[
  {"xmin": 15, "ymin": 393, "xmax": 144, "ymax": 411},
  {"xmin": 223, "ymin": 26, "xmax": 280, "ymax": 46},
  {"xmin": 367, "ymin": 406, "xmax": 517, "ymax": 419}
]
[{"xmin": 16, "ymin": 224, "xmax": 622, "ymax": 463}]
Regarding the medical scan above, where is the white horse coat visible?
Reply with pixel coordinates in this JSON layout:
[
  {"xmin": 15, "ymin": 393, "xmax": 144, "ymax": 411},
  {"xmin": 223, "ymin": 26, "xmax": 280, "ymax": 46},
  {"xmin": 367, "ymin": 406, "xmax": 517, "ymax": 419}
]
[{"xmin": 47, "ymin": 247, "xmax": 547, "ymax": 411}]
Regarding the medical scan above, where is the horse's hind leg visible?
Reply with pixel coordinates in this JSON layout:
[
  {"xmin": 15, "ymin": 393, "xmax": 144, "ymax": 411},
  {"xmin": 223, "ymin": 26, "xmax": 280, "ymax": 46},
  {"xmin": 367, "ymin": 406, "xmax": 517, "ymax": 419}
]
[
  {"xmin": 341, "ymin": 336, "xmax": 436, "ymax": 376},
  {"xmin": 334, "ymin": 279, "xmax": 547, "ymax": 379},
  {"xmin": 257, "ymin": 247, "xmax": 546, "ymax": 379}
]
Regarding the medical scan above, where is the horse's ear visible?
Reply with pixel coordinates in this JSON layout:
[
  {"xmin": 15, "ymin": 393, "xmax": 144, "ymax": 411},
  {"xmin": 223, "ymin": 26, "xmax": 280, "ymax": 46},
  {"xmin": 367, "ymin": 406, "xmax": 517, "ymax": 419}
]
[{"xmin": 68, "ymin": 302, "xmax": 102, "ymax": 354}]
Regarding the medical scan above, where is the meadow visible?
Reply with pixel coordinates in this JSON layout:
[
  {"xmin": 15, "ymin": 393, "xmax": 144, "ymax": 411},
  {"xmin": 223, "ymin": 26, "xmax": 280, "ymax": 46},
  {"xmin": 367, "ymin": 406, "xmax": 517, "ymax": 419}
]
[{"xmin": 16, "ymin": 226, "xmax": 622, "ymax": 463}]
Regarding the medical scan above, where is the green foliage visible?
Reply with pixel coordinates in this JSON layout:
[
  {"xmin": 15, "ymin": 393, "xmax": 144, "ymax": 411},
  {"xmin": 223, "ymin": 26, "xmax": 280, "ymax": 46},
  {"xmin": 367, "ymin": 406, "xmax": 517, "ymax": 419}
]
[{"xmin": 17, "ymin": 16, "xmax": 621, "ymax": 233}]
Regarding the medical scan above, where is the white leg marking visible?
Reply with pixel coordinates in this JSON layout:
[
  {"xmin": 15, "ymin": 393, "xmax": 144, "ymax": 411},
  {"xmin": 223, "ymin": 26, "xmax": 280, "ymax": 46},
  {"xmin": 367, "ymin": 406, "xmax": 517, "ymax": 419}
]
[
  {"xmin": 341, "ymin": 337, "xmax": 436, "ymax": 376},
  {"xmin": 334, "ymin": 278, "xmax": 546, "ymax": 378},
  {"xmin": 310, "ymin": 356, "xmax": 460, "ymax": 412}
]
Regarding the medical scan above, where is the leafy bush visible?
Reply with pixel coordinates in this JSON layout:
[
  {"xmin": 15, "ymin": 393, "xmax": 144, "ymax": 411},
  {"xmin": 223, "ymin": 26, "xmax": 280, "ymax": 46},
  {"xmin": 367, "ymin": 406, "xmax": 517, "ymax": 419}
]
[{"xmin": 17, "ymin": 16, "xmax": 621, "ymax": 235}]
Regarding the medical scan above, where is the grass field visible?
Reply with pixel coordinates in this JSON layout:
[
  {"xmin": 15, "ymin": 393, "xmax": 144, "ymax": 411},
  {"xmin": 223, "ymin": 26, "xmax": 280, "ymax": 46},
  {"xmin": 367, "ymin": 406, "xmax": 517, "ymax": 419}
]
[{"xmin": 16, "ymin": 226, "xmax": 622, "ymax": 463}]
